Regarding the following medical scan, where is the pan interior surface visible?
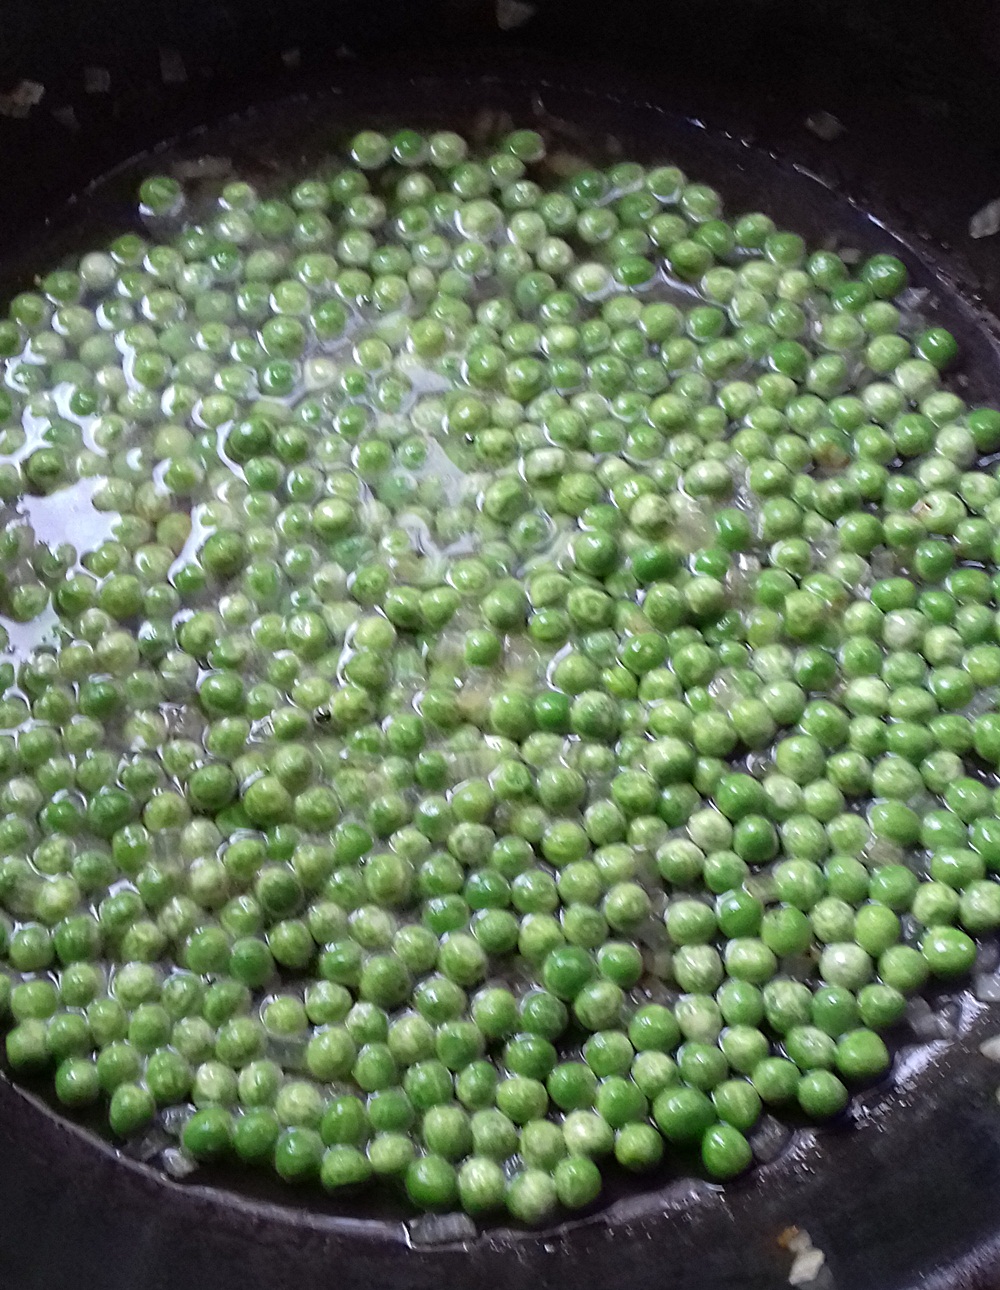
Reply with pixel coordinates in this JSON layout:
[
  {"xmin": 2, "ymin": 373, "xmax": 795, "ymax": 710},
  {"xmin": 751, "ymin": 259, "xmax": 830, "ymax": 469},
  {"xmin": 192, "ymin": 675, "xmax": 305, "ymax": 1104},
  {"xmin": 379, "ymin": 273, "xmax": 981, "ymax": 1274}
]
[{"xmin": 1, "ymin": 63, "xmax": 1000, "ymax": 1290}]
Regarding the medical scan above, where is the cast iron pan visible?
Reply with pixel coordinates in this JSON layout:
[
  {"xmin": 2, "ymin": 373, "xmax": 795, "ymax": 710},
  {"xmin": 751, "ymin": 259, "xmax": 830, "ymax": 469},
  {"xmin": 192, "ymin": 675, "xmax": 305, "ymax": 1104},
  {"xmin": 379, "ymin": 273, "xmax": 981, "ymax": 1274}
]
[{"xmin": 3, "ymin": 4, "xmax": 1000, "ymax": 1287}]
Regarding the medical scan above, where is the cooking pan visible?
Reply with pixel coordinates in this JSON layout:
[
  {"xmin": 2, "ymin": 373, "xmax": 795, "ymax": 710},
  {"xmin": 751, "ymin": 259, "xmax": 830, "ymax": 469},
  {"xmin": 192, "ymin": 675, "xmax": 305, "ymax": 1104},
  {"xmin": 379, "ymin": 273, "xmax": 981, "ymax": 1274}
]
[{"xmin": 3, "ymin": 3, "xmax": 1000, "ymax": 1286}]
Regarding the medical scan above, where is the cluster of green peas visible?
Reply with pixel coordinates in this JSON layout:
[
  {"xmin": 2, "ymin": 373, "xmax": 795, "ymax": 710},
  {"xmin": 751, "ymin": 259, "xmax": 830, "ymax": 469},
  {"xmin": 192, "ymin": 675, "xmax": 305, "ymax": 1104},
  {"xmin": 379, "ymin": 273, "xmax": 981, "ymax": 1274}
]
[{"xmin": 0, "ymin": 122, "xmax": 998, "ymax": 1222}]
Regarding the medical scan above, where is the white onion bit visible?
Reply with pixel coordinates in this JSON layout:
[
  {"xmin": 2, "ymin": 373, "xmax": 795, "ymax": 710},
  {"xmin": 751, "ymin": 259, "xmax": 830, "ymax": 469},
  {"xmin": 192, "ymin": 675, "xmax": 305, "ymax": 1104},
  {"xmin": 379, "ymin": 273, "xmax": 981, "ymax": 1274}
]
[
  {"xmin": 970, "ymin": 198, "xmax": 1000, "ymax": 240},
  {"xmin": 408, "ymin": 1212, "xmax": 477, "ymax": 1246},
  {"xmin": 973, "ymin": 975, "xmax": 1000, "ymax": 1004},
  {"xmin": 161, "ymin": 1147, "xmax": 199, "ymax": 1179},
  {"xmin": 789, "ymin": 1247, "xmax": 827, "ymax": 1286},
  {"xmin": 750, "ymin": 1115, "xmax": 791, "ymax": 1164}
]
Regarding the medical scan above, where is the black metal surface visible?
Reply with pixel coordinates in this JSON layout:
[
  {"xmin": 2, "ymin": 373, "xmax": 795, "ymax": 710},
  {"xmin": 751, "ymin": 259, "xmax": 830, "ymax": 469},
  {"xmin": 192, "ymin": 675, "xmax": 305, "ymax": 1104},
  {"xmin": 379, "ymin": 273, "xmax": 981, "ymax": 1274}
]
[{"xmin": 2, "ymin": 5, "xmax": 1000, "ymax": 1288}]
